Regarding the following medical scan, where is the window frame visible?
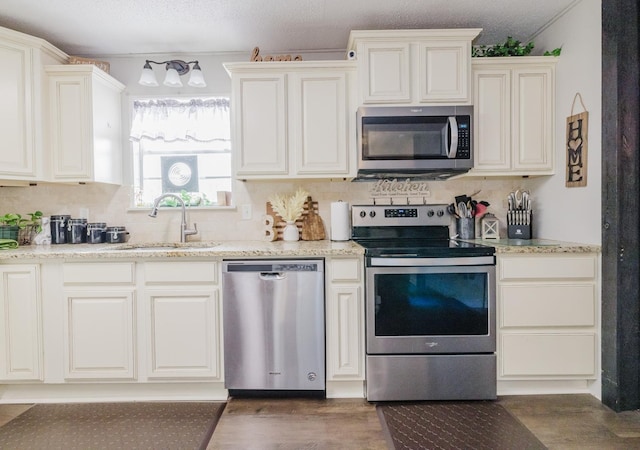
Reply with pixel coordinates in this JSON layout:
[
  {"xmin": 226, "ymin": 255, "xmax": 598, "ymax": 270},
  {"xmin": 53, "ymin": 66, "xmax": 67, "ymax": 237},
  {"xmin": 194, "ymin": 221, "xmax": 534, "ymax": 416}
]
[{"xmin": 126, "ymin": 94, "xmax": 234, "ymax": 210}]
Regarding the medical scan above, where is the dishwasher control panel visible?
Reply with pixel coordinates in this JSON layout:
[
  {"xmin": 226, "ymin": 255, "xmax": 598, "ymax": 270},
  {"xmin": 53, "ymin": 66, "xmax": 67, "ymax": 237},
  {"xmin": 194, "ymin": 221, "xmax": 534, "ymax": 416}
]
[{"xmin": 224, "ymin": 262, "xmax": 322, "ymax": 272}]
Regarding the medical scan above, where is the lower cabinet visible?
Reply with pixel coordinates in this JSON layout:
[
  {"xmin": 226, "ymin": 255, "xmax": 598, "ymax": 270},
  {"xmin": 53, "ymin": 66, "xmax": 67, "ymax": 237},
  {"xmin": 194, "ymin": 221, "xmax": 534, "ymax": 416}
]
[
  {"xmin": 62, "ymin": 262, "xmax": 136, "ymax": 380},
  {"xmin": 325, "ymin": 257, "xmax": 365, "ymax": 382},
  {"xmin": 143, "ymin": 261, "xmax": 222, "ymax": 380},
  {"xmin": 60, "ymin": 260, "xmax": 222, "ymax": 382},
  {"xmin": 0, "ymin": 264, "xmax": 43, "ymax": 381},
  {"xmin": 497, "ymin": 253, "xmax": 599, "ymax": 381}
]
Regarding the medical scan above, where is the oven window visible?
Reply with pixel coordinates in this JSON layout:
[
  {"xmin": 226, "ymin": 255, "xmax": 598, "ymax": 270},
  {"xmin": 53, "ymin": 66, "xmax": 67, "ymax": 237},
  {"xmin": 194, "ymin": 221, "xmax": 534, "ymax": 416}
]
[{"xmin": 374, "ymin": 273, "xmax": 489, "ymax": 336}]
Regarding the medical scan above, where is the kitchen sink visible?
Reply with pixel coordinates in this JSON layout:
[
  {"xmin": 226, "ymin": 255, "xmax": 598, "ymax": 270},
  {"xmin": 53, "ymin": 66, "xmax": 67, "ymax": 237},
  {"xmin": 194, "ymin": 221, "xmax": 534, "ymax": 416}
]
[{"xmin": 112, "ymin": 241, "xmax": 221, "ymax": 251}]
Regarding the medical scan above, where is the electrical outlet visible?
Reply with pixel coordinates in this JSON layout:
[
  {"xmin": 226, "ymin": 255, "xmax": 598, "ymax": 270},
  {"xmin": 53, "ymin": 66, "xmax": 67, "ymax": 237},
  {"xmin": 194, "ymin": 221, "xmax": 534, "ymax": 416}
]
[{"xmin": 241, "ymin": 204, "xmax": 252, "ymax": 220}]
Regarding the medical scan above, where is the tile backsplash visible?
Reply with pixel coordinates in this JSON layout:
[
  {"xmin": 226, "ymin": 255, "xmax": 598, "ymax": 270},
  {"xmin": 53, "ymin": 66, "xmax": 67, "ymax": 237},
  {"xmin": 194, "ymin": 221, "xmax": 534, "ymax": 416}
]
[{"xmin": 1, "ymin": 177, "xmax": 523, "ymax": 243}]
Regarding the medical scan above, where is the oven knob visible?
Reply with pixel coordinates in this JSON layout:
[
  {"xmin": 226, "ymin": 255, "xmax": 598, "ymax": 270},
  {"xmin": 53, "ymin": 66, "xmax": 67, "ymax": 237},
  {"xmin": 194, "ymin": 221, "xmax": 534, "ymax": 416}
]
[
  {"xmin": 369, "ymin": 211, "xmax": 376, "ymax": 218},
  {"xmin": 359, "ymin": 211, "xmax": 366, "ymax": 218},
  {"xmin": 427, "ymin": 210, "xmax": 434, "ymax": 217},
  {"xmin": 437, "ymin": 209, "xmax": 445, "ymax": 217}
]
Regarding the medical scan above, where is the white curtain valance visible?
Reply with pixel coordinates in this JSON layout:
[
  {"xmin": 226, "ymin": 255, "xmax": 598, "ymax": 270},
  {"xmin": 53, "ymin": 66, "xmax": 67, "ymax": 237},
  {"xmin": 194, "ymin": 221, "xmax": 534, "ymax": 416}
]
[{"xmin": 129, "ymin": 97, "xmax": 230, "ymax": 143}]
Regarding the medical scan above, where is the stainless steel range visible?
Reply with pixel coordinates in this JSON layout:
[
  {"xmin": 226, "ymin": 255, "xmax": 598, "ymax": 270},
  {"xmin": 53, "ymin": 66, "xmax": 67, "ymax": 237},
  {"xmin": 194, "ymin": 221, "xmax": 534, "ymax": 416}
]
[{"xmin": 352, "ymin": 204, "xmax": 497, "ymax": 402}]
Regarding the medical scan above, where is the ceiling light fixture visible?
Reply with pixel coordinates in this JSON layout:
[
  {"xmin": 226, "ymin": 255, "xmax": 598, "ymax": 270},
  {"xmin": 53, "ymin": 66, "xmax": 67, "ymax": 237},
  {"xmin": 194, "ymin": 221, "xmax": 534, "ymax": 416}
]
[{"xmin": 138, "ymin": 59, "xmax": 206, "ymax": 88}]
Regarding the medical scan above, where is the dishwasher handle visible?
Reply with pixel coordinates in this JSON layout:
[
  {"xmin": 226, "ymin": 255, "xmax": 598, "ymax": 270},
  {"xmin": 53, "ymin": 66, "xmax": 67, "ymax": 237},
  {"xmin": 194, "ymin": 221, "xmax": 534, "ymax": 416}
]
[{"xmin": 259, "ymin": 272, "xmax": 286, "ymax": 280}]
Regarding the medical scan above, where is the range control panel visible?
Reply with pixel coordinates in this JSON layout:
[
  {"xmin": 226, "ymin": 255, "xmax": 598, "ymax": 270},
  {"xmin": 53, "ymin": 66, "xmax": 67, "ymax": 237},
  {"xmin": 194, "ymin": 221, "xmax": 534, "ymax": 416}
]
[{"xmin": 351, "ymin": 204, "xmax": 450, "ymax": 227}]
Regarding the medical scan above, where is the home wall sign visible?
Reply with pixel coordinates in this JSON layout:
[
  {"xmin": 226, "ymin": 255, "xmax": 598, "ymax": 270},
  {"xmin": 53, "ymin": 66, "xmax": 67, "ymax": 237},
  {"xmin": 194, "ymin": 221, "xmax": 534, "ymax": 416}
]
[
  {"xmin": 566, "ymin": 92, "xmax": 589, "ymax": 187},
  {"xmin": 250, "ymin": 46, "xmax": 302, "ymax": 62}
]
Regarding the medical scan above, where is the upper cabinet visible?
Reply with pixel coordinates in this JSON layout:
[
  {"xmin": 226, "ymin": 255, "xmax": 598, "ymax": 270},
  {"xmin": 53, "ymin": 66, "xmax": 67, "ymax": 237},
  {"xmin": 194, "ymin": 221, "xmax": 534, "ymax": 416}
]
[
  {"xmin": 469, "ymin": 57, "xmax": 557, "ymax": 177},
  {"xmin": 225, "ymin": 61, "xmax": 357, "ymax": 180},
  {"xmin": 0, "ymin": 27, "xmax": 67, "ymax": 185},
  {"xmin": 347, "ymin": 29, "xmax": 481, "ymax": 106},
  {"xmin": 46, "ymin": 65, "xmax": 125, "ymax": 184}
]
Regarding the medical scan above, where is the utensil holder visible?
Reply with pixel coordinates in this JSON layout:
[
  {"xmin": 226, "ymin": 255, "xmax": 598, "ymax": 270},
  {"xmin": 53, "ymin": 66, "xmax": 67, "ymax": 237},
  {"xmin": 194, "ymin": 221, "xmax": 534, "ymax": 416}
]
[{"xmin": 456, "ymin": 217, "xmax": 475, "ymax": 239}]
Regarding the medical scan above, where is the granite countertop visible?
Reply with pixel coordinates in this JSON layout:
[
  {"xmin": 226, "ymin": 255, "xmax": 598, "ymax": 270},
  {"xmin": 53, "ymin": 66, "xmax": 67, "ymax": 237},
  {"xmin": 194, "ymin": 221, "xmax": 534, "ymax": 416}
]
[
  {"xmin": 465, "ymin": 238, "xmax": 601, "ymax": 254},
  {"xmin": 0, "ymin": 239, "xmax": 365, "ymax": 260},
  {"xmin": 0, "ymin": 238, "xmax": 600, "ymax": 261}
]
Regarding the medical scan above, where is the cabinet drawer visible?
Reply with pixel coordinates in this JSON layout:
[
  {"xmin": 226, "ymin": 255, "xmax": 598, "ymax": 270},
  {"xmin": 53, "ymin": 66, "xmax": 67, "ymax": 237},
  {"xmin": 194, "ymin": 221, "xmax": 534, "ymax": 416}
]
[
  {"xmin": 501, "ymin": 284, "xmax": 596, "ymax": 327},
  {"xmin": 329, "ymin": 258, "xmax": 361, "ymax": 282},
  {"xmin": 144, "ymin": 261, "xmax": 217, "ymax": 284},
  {"xmin": 500, "ymin": 333, "xmax": 596, "ymax": 377},
  {"xmin": 499, "ymin": 255, "xmax": 597, "ymax": 280},
  {"xmin": 63, "ymin": 262, "xmax": 134, "ymax": 284}
]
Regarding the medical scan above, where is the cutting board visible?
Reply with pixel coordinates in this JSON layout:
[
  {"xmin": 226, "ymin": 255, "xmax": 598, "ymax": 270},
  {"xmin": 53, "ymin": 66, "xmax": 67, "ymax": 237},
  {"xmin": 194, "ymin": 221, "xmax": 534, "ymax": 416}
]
[
  {"xmin": 266, "ymin": 196, "xmax": 325, "ymax": 241},
  {"xmin": 301, "ymin": 198, "xmax": 326, "ymax": 241}
]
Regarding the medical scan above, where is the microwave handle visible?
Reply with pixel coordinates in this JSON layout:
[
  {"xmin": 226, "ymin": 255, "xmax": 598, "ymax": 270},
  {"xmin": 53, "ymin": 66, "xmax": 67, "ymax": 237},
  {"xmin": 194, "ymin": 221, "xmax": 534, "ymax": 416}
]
[{"xmin": 446, "ymin": 116, "xmax": 458, "ymax": 158}]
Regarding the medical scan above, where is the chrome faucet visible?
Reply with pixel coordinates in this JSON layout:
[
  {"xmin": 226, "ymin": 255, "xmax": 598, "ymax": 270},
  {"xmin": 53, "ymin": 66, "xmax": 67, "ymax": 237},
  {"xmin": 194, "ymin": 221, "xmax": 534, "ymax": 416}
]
[{"xmin": 148, "ymin": 194, "xmax": 198, "ymax": 243}]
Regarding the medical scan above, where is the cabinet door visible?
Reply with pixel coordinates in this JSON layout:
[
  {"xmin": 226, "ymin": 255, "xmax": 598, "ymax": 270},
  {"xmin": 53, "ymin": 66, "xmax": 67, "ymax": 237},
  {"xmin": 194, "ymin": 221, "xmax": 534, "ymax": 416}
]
[
  {"xmin": 418, "ymin": 41, "xmax": 470, "ymax": 103},
  {"xmin": 327, "ymin": 286, "xmax": 364, "ymax": 379},
  {"xmin": 145, "ymin": 289, "xmax": 221, "ymax": 379},
  {"xmin": 232, "ymin": 74, "xmax": 288, "ymax": 176},
  {"xmin": 49, "ymin": 73, "xmax": 93, "ymax": 180},
  {"xmin": 290, "ymin": 71, "xmax": 351, "ymax": 176},
  {"xmin": 0, "ymin": 40, "xmax": 36, "ymax": 179},
  {"xmin": 473, "ymin": 69, "xmax": 511, "ymax": 171},
  {"xmin": 0, "ymin": 265, "xmax": 42, "ymax": 381},
  {"xmin": 512, "ymin": 67, "xmax": 554, "ymax": 172},
  {"xmin": 326, "ymin": 258, "xmax": 364, "ymax": 380},
  {"xmin": 359, "ymin": 42, "xmax": 411, "ymax": 104},
  {"xmin": 501, "ymin": 333, "xmax": 596, "ymax": 377},
  {"xmin": 63, "ymin": 290, "xmax": 136, "ymax": 380}
]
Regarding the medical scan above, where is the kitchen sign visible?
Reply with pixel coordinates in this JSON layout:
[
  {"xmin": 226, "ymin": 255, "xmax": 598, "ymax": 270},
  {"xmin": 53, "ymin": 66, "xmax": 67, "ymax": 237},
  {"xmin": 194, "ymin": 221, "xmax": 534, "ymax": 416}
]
[
  {"xmin": 369, "ymin": 178, "xmax": 430, "ymax": 198},
  {"xmin": 566, "ymin": 93, "xmax": 589, "ymax": 187}
]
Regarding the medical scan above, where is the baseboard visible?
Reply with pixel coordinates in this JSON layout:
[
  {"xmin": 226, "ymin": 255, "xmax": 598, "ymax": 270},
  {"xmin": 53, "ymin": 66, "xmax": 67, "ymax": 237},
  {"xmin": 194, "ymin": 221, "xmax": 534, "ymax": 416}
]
[{"xmin": 0, "ymin": 382, "xmax": 228, "ymax": 404}]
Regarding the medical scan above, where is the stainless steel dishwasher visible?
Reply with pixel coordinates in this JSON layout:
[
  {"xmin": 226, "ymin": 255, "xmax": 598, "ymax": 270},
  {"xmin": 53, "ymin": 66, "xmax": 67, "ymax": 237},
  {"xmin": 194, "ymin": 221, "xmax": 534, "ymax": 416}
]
[{"xmin": 222, "ymin": 259, "xmax": 325, "ymax": 395}]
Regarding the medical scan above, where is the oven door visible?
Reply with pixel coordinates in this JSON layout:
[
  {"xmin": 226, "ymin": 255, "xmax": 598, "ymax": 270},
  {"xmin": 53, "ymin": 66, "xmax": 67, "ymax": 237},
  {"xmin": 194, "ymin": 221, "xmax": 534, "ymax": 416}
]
[{"xmin": 366, "ymin": 256, "xmax": 496, "ymax": 355}]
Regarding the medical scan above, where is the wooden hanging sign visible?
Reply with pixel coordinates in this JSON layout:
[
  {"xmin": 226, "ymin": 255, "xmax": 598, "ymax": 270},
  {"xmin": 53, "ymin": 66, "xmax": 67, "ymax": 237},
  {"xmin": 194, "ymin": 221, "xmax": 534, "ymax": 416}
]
[{"xmin": 566, "ymin": 93, "xmax": 589, "ymax": 187}]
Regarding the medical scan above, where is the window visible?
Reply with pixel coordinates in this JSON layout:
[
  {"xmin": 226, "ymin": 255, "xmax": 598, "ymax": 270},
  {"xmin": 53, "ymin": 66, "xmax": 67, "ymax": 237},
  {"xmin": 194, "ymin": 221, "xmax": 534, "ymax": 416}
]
[{"xmin": 129, "ymin": 97, "xmax": 231, "ymax": 208}]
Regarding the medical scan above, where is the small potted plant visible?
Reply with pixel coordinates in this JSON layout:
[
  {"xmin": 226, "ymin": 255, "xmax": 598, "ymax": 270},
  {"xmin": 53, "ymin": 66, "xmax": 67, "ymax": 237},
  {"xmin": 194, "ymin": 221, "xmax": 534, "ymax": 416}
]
[{"xmin": 0, "ymin": 211, "xmax": 43, "ymax": 244}]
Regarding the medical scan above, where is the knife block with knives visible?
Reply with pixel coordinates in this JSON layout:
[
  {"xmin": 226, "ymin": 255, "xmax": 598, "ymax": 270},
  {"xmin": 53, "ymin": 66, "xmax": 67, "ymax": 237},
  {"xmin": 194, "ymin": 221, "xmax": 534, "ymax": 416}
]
[{"xmin": 507, "ymin": 190, "xmax": 532, "ymax": 239}]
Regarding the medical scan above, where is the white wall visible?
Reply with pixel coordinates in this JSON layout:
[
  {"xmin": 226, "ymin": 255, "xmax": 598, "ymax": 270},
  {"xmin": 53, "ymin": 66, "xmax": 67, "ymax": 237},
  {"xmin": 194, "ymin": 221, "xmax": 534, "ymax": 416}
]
[{"xmin": 525, "ymin": 0, "xmax": 602, "ymax": 245}]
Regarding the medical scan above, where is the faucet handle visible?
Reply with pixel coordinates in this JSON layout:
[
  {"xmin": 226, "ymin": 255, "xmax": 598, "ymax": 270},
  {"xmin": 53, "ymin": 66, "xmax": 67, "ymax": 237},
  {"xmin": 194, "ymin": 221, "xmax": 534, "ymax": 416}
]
[{"xmin": 184, "ymin": 223, "xmax": 198, "ymax": 236}]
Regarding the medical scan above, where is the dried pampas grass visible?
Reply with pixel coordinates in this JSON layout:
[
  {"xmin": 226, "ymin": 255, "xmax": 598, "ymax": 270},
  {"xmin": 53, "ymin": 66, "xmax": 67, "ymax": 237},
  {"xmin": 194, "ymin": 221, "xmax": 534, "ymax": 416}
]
[{"xmin": 269, "ymin": 188, "xmax": 309, "ymax": 222}]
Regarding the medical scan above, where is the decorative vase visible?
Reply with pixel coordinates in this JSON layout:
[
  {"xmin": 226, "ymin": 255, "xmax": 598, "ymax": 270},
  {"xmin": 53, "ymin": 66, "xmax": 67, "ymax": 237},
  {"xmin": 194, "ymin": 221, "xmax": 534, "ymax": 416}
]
[{"xmin": 282, "ymin": 221, "xmax": 299, "ymax": 241}]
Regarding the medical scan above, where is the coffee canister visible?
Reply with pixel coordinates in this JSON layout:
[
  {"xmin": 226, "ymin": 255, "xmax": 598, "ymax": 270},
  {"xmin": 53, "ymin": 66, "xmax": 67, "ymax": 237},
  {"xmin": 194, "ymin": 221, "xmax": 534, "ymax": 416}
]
[
  {"xmin": 67, "ymin": 218, "xmax": 88, "ymax": 244},
  {"xmin": 86, "ymin": 222, "xmax": 107, "ymax": 244},
  {"xmin": 50, "ymin": 215, "xmax": 71, "ymax": 244}
]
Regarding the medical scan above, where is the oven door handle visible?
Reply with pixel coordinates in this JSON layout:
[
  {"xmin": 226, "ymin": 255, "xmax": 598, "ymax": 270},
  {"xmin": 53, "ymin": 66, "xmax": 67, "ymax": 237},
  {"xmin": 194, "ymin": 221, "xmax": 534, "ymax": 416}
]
[{"xmin": 369, "ymin": 256, "xmax": 495, "ymax": 267}]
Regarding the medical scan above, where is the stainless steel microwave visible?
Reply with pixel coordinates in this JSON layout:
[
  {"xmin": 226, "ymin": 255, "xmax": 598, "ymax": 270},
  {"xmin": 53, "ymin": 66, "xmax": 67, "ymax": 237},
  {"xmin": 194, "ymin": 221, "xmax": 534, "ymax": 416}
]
[{"xmin": 356, "ymin": 105, "xmax": 473, "ymax": 180}]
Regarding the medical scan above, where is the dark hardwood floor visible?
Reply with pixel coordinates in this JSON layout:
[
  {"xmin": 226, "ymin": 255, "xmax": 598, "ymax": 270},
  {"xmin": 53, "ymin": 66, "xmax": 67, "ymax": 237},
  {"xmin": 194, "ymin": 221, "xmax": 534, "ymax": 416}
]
[{"xmin": 2, "ymin": 394, "xmax": 640, "ymax": 449}]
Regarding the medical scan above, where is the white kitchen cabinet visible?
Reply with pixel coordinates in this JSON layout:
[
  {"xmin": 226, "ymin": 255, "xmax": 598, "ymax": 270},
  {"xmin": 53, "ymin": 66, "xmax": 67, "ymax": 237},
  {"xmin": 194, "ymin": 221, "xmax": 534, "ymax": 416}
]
[
  {"xmin": 497, "ymin": 253, "xmax": 599, "ymax": 380},
  {"xmin": 347, "ymin": 29, "xmax": 481, "ymax": 105},
  {"xmin": 142, "ymin": 261, "xmax": 222, "ymax": 380},
  {"xmin": 62, "ymin": 262, "xmax": 136, "ymax": 380},
  {"xmin": 0, "ymin": 27, "xmax": 66, "ymax": 184},
  {"xmin": 325, "ymin": 257, "xmax": 364, "ymax": 384},
  {"xmin": 46, "ymin": 65, "xmax": 125, "ymax": 184},
  {"xmin": 470, "ymin": 57, "xmax": 557, "ymax": 176},
  {"xmin": 0, "ymin": 264, "xmax": 43, "ymax": 381},
  {"xmin": 225, "ymin": 61, "xmax": 357, "ymax": 179}
]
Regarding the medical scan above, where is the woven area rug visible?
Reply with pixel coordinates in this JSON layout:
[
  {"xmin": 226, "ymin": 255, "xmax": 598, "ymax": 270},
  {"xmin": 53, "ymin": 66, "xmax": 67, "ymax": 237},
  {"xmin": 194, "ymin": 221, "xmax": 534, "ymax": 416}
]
[
  {"xmin": 378, "ymin": 401, "xmax": 547, "ymax": 450},
  {"xmin": 0, "ymin": 401, "xmax": 225, "ymax": 450}
]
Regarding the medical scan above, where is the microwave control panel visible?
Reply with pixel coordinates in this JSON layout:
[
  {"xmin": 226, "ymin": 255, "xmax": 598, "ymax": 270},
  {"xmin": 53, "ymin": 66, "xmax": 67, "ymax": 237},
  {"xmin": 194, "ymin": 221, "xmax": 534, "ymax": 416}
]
[{"xmin": 456, "ymin": 118, "xmax": 471, "ymax": 159}]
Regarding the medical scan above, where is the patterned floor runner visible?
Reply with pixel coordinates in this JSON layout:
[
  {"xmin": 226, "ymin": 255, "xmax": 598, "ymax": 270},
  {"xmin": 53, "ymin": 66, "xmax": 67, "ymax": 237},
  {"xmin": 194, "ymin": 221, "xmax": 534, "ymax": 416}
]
[
  {"xmin": 0, "ymin": 401, "xmax": 225, "ymax": 450},
  {"xmin": 378, "ymin": 401, "xmax": 547, "ymax": 450}
]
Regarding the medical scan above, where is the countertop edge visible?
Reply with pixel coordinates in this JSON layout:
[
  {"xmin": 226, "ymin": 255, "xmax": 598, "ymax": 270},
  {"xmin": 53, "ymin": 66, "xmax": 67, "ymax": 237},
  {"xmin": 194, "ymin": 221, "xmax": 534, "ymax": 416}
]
[
  {"xmin": 0, "ymin": 238, "xmax": 601, "ymax": 260},
  {"xmin": 0, "ymin": 240, "xmax": 365, "ymax": 260}
]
